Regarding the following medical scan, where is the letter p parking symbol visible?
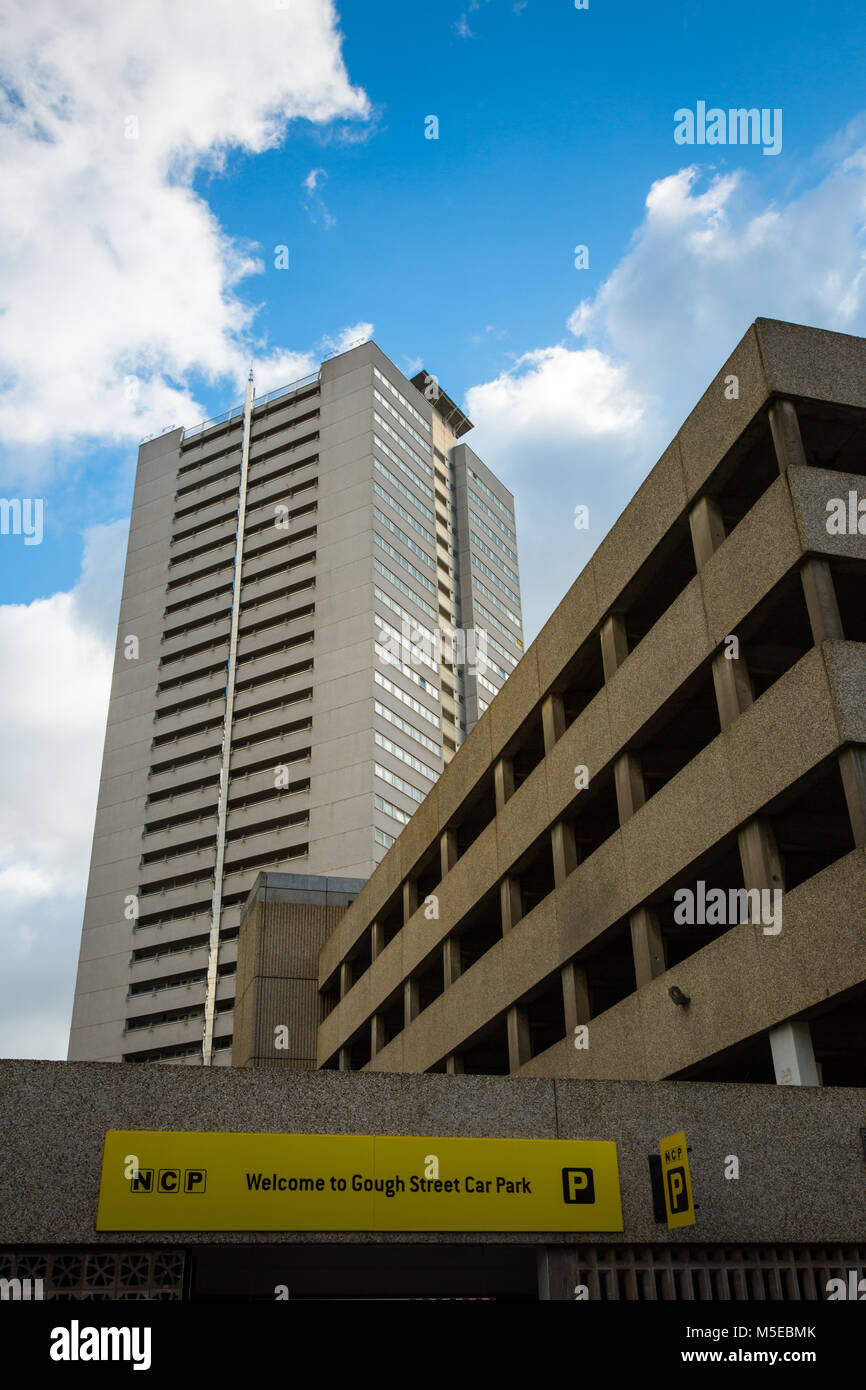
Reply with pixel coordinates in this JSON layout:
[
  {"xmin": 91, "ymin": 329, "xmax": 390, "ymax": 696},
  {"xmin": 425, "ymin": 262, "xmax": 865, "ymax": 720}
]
[
  {"xmin": 562, "ymin": 1167, "xmax": 595, "ymax": 1204},
  {"xmin": 666, "ymin": 1165, "xmax": 688, "ymax": 1214}
]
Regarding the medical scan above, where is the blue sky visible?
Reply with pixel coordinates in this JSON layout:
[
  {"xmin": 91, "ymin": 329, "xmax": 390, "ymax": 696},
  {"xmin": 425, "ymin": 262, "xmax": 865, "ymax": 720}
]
[
  {"xmin": 5, "ymin": 0, "xmax": 866, "ymax": 610},
  {"xmin": 2, "ymin": 0, "xmax": 866, "ymax": 1057}
]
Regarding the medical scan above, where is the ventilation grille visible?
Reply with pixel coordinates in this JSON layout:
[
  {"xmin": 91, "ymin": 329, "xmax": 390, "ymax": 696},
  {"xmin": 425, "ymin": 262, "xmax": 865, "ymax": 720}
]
[{"xmin": 570, "ymin": 1245, "xmax": 866, "ymax": 1300}]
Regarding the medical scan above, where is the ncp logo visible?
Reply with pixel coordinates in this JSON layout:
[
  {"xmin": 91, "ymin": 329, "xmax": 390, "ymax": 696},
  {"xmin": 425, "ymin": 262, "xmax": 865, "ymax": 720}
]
[
  {"xmin": 665, "ymin": 1165, "xmax": 689, "ymax": 1214},
  {"xmin": 130, "ymin": 1168, "xmax": 207, "ymax": 1195},
  {"xmin": 561, "ymin": 1167, "xmax": 595, "ymax": 1204}
]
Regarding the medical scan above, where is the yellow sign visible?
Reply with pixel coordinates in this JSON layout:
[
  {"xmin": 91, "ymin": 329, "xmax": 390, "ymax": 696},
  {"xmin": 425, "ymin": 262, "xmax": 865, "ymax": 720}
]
[
  {"xmin": 96, "ymin": 1131, "xmax": 623, "ymax": 1233},
  {"xmin": 659, "ymin": 1130, "xmax": 695, "ymax": 1229}
]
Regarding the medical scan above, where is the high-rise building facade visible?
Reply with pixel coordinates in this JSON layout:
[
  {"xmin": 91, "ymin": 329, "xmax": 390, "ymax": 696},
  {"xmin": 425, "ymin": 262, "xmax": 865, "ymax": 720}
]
[{"xmin": 68, "ymin": 341, "xmax": 522, "ymax": 1066}]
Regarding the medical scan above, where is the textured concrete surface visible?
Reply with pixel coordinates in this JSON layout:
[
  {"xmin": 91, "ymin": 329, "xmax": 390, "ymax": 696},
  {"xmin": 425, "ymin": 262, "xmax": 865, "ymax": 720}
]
[{"xmin": 1, "ymin": 1061, "xmax": 864, "ymax": 1247}]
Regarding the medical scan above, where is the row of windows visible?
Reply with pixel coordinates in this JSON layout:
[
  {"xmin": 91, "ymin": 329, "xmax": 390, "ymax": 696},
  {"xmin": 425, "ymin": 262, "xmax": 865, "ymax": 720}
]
[
  {"xmin": 373, "ymin": 729, "xmax": 438, "ymax": 781},
  {"xmin": 249, "ymin": 405, "xmax": 320, "ymax": 449},
  {"xmin": 374, "ymin": 670, "xmax": 441, "ymax": 727},
  {"xmin": 479, "ymin": 651, "xmax": 509, "ymax": 681},
  {"xmin": 373, "ymin": 367, "xmax": 431, "ymax": 434},
  {"xmin": 178, "ymin": 425, "xmax": 243, "ymax": 474},
  {"xmin": 471, "ymin": 567, "xmax": 522, "ymax": 627},
  {"xmin": 374, "ymin": 700, "xmax": 441, "ymax": 756},
  {"xmin": 483, "ymin": 627, "xmax": 519, "ymax": 668},
  {"xmin": 373, "ymin": 585, "xmax": 436, "ymax": 651},
  {"xmin": 373, "ymin": 390, "xmax": 433, "ymax": 454},
  {"xmin": 374, "ymin": 509, "xmax": 435, "ymax": 570},
  {"xmin": 374, "ymin": 642, "xmax": 438, "ymax": 695},
  {"xmin": 373, "ymin": 413, "xmax": 433, "ymax": 477},
  {"xmin": 373, "ymin": 560, "xmax": 438, "ymax": 621},
  {"xmin": 166, "ymin": 494, "xmax": 308, "ymax": 571},
  {"xmin": 162, "ymin": 604, "xmax": 232, "ymax": 644},
  {"xmin": 374, "ymin": 826, "xmax": 396, "ymax": 851},
  {"xmin": 173, "ymin": 479, "xmax": 239, "ymax": 524},
  {"xmin": 470, "ymin": 531, "xmax": 520, "ymax": 591},
  {"xmin": 176, "ymin": 458, "xmax": 240, "ymax": 499},
  {"xmin": 374, "ymin": 614, "xmax": 438, "ymax": 674},
  {"xmin": 467, "ymin": 467, "xmax": 514, "ymax": 521},
  {"xmin": 373, "ymin": 457, "xmax": 435, "ymax": 523},
  {"xmin": 469, "ymin": 508, "xmax": 518, "ymax": 563},
  {"xmin": 373, "ymin": 483, "xmax": 436, "ymax": 547},
  {"xmin": 472, "ymin": 598, "xmax": 522, "ymax": 649},
  {"xmin": 158, "ymin": 602, "xmax": 314, "ymax": 679},
  {"xmin": 169, "ymin": 467, "xmax": 315, "ymax": 551},
  {"xmin": 374, "ymin": 534, "xmax": 437, "ymax": 595},
  {"xmin": 373, "ymin": 435, "xmax": 434, "ymax": 497},
  {"xmin": 374, "ymin": 793, "xmax": 412, "ymax": 827},
  {"xmin": 468, "ymin": 488, "xmax": 516, "ymax": 541},
  {"xmin": 476, "ymin": 672, "xmax": 500, "ymax": 698},
  {"xmin": 374, "ymin": 762, "xmax": 427, "ymax": 805}
]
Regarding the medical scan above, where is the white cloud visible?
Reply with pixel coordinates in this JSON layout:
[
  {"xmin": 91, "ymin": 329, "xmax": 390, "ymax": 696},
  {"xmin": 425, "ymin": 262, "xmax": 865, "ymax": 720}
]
[
  {"xmin": 0, "ymin": 521, "xmax": 125, "ymax": 1058},
  {"xmin": 464, "ymin": 137, "xmax": 866, "ymax": 643},
  {"xmin": 0, "ymin": 0, "xmax": 369, "ymax": 449},
  {"xmin": 320, "ymin": 321, "xmax": 374, "ymax": 357},
  {"xmin": 568, "ymin": 152, "xmax": 866, "ymax": 421},
  {"xmin": 302, "ymin": 166, "xmax": 336, "ymax": 227},
  {"xmin": 465, "ymin": 344, "xmax": 646, "ymax": 454},
  {"xmin": 465, "ymin": 346, "xmax": 651, "ymax": 640}
]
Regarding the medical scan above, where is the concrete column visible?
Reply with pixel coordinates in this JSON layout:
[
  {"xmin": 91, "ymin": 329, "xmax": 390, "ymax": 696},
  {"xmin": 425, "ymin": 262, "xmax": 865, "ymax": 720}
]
[
  {"xmin": 371, "ymin": 920, "xmax": 385, "ymax": 960},
  {"xmin": 561, "ymin": 961, "xmax": 591, "ymax": 1035},
  {"xmin": 800, "ymin": 556, "xmax": 844, "ymax": 643},
  {"xmin": 537, "ymin": 1248, "xmax": 584, "ymax": 1301},
  {"xmin": 688, "ymin": 493, "xmax": 727, "ymax": 569},
  {"xmin": 614, "ymin": 751, "xmax": 646, "ymax": 824},
  {"xmin": 446, "ymin": 1053, "xmax": 464, "ymax": 1075},
  {"xmin": 443, "ymin": 936, "xmax": 461, "ymax": 988},
  {"xmin": 339, "ymin": 960, "xmax": 352, "ymax": 999},
  {"xmin": 738, "ymin": 817, "xmax": 785, "ymax": 897},
  {"xmin": 541, "ymin": 692, "xmax": 566, "ymax": 753},
  {"xmin": 768, "ymin": 398, "xmax": 808, "ymax": 473},
  {"xmin": 507, "ymin": 1005, "xmax": 532, "ymax": 1072},
  {"xmin": 798, "ymin": 560, "xmax": 862, "ymax": 852},
  {"xmin": 630, "ymin": 906, "xmax": 665, "ymax": 988},
  {"xmin": 404, "ymin": 977, "xmax": 420, "ymax": 1029},
  {"xmin": 338, "ymin": 1045, "xmax": 351, "ymax": 1071},
  {"xmin": 769, "ymin": 1021, "xmax": 820, "ymax": 1085},
  {"xmin": 402, "ymin": 878, "xmax": 418, "ymax": 923},
  {"xmin": 599, "ymin": 612, "xmax": 629, "ymax": 682},
  {"xmin": 839, "ymin": 746, "xmax": 866, "ymax": 847},
  {"xmin": 494, "ymin": 756, "xmax": 515, "ymax": 812},
  {"xmin": 711, "ymin": 648, "xmax": 755, "ymax": 731},
  {"xmin": 500, "ymin": 876, "xmax": 523, "ymax": 933},
  {"xmin": 551, "ymin": 820, "xmax": 578, "ymax": 885},
  {"xmin": 371, "ymin": 1013, "xmax": 385, "ymax": 1057},
  {"xmin": 440, "ymin": 827, "xmax": 458, "ymax": 878}
]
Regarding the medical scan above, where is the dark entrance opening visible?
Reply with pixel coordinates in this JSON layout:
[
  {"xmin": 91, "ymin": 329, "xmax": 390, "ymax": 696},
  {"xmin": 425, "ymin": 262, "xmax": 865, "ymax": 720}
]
[{"xmin": 188, "ymin": 1243, "xmax": 539, "ymax": 1300}]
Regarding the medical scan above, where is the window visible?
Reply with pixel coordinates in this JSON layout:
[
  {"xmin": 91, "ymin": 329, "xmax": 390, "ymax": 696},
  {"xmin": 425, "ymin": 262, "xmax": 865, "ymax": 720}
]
[{"xmin": 374, "ymin": 793, "xmax": 411, "ymax": 826}]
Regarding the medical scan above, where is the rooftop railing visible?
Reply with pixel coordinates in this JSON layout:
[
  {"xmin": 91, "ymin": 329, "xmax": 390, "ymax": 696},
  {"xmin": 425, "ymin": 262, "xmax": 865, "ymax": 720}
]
[{"xmin": 180, "ymin": 370, "xmax": 321, "ymax": 441}]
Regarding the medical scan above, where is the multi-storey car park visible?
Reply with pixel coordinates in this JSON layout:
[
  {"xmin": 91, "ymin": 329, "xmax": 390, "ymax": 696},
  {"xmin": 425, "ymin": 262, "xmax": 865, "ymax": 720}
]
[
  {"xmin": 68, "ymin": 342, "xmax": 522, "ymax": 1066},
  {"xmin": 231, "ymin": 317, "xmax": 866, "ymax": 1087}
]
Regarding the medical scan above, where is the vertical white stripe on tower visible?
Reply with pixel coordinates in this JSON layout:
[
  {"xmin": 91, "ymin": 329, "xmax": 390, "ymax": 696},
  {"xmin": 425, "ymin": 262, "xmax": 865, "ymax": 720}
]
[{"xmin": 201, "ymin": 370, "xmax": 255, "ymax": 1066}]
